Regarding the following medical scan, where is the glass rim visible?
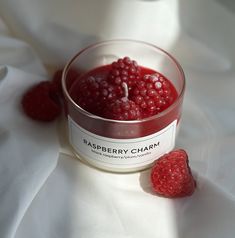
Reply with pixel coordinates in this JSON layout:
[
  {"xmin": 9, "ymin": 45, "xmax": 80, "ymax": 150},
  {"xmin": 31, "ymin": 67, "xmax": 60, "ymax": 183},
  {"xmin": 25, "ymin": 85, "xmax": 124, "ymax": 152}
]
[{"xmin": 62, "ymin": 39, "xmax": 186, "ymax": 124}]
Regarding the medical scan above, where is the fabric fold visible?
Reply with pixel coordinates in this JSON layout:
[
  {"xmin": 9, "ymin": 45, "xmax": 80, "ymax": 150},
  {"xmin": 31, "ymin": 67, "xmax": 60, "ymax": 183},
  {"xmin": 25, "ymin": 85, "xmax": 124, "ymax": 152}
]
[{"xmin": 0, "ymin": 66, "xmax": 60, "ymax": 238}]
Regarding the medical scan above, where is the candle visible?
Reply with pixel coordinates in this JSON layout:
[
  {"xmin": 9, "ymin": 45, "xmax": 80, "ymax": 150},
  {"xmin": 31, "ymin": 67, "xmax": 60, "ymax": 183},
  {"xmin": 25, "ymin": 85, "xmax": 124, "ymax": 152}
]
[{"xmin": 62, "ymin": 40, "xmax": 185, "ymax": 173}]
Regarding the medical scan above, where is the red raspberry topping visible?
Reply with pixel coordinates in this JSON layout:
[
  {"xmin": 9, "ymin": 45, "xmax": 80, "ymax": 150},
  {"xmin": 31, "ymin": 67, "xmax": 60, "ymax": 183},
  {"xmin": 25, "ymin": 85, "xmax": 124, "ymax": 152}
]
[
  {"xmin": 130, "ymin": 73, "xmax": 176, "ymax": 117},
  {"xmin": 108, "ymin": 57, "xmax": 140, "ymax": 89},
  {"xmin": 103, "ymin": 97, "xmax": 141, "ymax": 120},
  {"xmin": 70, "ymin": 76, "xmax": 122, "ymax": 116},
  {"xmin": 103, "ymin": 82, "xmax": 142, "ymax": 120},
  {"xmin": 21, "ymin": 81, "xmax": 61, "ymax": 122},
  {"xmin": 68, "ymin": 58, "xmax": 178, "ymax": 121},
  {"xmin": 150, "ymin": 149, "xmax": 196, "ymax": 198}
]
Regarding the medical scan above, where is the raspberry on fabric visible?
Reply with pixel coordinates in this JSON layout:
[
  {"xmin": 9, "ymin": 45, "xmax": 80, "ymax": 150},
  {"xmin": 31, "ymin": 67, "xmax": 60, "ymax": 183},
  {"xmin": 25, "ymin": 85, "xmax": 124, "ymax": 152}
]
[
  {"xmin": 51, "ymin": 68, "xmax": 79, "ymax": 97},
  {"xmin": 21, "ymin": 81, "xmax": 61, "ymax": 122},
  {"xmin": 130, "ymin": 73, "xmax": 177, "ymax": 117},
  {"xmin": 108, "ymin": 56, "xmax": 141, "ymax": 89},
  {"xmin": 150, "ymin": 149, "xmax": 196, "ymax": 198},
  {"xmin": 51, "ymin": 69, "xmax": 63, "ymax": 97}
]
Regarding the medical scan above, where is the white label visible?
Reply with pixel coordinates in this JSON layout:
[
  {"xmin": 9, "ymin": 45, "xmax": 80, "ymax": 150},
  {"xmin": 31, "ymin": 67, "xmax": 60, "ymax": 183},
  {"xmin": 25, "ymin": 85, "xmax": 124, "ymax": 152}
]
[{"xmin": 68, "ymin": 116, "xmax": 177, "ymax": 170}]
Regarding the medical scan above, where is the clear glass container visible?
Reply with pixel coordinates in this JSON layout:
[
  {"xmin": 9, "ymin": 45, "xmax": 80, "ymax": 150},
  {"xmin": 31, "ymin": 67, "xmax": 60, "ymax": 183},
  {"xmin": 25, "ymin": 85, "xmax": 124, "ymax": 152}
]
[{"xmin": 62, "ymin": 39, "xmax": 185, "ymax": 173}]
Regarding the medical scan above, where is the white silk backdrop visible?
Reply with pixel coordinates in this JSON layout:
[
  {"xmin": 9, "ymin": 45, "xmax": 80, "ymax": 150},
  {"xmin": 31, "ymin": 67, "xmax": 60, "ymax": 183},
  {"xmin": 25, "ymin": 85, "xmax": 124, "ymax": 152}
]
[{"xmin": 0, "ymin": 0, "xmax": 235, "ymax": 237}]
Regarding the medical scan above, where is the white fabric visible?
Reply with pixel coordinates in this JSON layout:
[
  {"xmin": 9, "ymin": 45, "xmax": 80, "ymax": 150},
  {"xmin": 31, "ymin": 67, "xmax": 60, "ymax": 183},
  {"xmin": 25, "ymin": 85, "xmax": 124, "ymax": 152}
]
[{"xmin": 0, "ymin": 0, "xmax": 235, "ymax": 237}]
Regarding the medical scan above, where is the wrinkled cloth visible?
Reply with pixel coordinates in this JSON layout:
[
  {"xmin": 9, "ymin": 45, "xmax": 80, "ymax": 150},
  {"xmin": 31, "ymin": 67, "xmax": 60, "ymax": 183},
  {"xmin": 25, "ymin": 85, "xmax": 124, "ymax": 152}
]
[{"xmin": 1, "ymin": 0, "xmax": 235, "ymax": 238}]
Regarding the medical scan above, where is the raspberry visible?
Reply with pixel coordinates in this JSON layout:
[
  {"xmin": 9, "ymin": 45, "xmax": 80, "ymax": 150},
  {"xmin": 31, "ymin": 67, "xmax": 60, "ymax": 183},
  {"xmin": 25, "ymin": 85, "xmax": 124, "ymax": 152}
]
[
  {"xmin": 51, "ymin": 68, "xmax": 78, "ymax": 97},
  {"xmin": 103, "ymin": 97, "xmax": 141, "ymax": 120},
  {"xmin": 51, "ymin": 69, "xmax": 63, "ymax": 96},
  {"xmin": 130, "ymin": 73, "xmax": 177, "ymax": 117},
  {"xmin": 70, "ymin": 76, "xmax": 122, "ymax": 116},
  {"xmin": 103, "ymin": 82, "xmax": 142, "ymax": 120},
  {"xmin": 150, "ymin": 149, "xmax": 196, "ymax": 198},
  {"xmin": 108, "ymin": 56, "xmax": 140, "ymax": 89},
  {"xmin": 21, "ymin": 81, "xmax": 61, "ymax": 122}
]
